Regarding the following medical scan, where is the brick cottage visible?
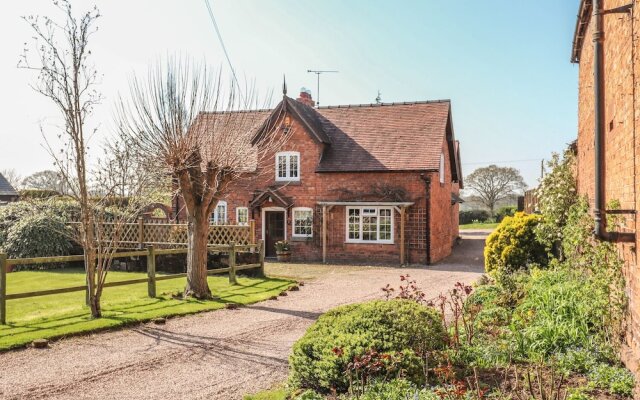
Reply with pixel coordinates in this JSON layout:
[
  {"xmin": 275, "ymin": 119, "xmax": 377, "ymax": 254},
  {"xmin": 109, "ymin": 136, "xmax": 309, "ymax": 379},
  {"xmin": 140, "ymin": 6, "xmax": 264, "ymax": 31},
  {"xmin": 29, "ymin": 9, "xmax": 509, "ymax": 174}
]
[
  {"xmin": 174, "ymin": 89, "xmax": 463, "ymax": 265},
  {"xmin": 572, "ymin": 0, "xmax": 640, "ymax": 374}
]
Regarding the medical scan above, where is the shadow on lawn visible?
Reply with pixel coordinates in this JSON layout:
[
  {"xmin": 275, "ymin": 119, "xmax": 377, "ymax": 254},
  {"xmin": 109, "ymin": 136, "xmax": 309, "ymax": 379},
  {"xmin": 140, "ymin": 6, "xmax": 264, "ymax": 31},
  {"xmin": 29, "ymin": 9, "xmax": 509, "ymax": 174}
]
[{"xmin": 0, "ymin": 278, "xmax": 292, "ymax": 349}]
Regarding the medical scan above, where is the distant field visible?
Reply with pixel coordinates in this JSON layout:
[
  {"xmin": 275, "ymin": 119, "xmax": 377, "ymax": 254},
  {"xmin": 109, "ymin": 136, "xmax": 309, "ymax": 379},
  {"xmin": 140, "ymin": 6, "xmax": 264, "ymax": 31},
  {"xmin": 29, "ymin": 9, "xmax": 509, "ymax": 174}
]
[{"xmin": 459, "ymin": 222, "xmax": 499, "ymax": 230}]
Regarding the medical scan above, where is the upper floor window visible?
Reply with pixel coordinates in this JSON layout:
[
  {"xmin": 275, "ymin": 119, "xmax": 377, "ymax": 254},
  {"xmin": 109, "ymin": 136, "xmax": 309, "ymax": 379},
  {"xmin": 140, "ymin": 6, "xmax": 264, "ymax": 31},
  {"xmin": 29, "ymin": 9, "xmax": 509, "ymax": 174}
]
[
  {"xmin": 236, "ymin": 207, "xmax": 249, "ymax": 226},
  {"xmin": 439, "ymin": 153, "xmax": 445, "ymax": 184},
  {"xmin": 211, "ymin": 200, "xmax": 227, "ymax": 225},
  {"xmin": 292, "ymin": 207, "xmax": 313, "ymax": 237},
  {"xmin": 276, "ymin": 151, "xmax": 300, "ymax": 181}
]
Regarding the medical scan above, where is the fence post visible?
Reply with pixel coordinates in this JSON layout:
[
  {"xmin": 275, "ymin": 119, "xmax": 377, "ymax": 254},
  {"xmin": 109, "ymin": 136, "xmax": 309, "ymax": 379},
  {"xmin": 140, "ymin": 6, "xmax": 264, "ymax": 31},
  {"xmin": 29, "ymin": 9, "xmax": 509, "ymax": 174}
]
[
  {"xmin": 258, "ymin": 239, "xmax": 265, "ymax": 277},
  {"xmin": 147, "ymin": 245, "xmax": 156, "ymax": 298},
  {"xmin": 0, "ymin": 253, "xmax": 6, "ymax": 325},
  {"xmin": 228, "ymin": 241, "xmax": 237, "ymax": 285},
  {"xmin": 250, "ymin": 219, "xmax": 256, "ymax": 245},
  {"xmin": 138, "ymin": 217, "xmax": 145, "ymax": 248}
]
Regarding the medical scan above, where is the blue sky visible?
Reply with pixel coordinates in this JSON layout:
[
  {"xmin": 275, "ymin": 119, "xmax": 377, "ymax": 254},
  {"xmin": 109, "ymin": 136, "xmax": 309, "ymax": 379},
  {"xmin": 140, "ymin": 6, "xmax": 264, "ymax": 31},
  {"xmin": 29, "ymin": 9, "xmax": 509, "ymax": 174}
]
[{"xmin": 0, "ymin": 0, "xmax": 579, "ymax": 187}]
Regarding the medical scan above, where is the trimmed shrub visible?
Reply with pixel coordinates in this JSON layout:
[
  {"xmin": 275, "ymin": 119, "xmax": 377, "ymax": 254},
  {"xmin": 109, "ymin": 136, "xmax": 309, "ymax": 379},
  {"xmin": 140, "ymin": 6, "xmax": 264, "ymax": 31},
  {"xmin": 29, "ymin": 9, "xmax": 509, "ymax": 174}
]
[
  {"xmin": 459, "ymin": 210, "xmax": 489, "ymax": 225},
  {"xmin": 18, "ymin": 189, "xmax": 61, "ymax": 199},
  {"xmin": 289, "ymin": 300, "xmax": 446, "ymax": 393},
  {"xmin": 4, "ymin": 214, "xmax": 72, "ymax": 270},
  {"xmin": 484, "ymin": 212, "xmax": 546, "ymax": 276}
]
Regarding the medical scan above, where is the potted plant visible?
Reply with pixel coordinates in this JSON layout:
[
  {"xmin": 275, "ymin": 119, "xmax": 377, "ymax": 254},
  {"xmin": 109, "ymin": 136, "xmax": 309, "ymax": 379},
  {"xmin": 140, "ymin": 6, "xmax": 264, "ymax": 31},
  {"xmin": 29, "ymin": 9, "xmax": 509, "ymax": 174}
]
[{"xmin": 275, "ymin": 240, "xmax": 291, "ymax": 262}]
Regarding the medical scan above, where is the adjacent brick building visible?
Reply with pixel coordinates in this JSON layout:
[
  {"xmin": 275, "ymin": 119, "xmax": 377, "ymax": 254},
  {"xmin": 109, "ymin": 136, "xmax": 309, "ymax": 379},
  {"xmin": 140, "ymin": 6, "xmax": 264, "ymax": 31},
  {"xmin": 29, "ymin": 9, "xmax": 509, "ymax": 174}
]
[
  {"xmin": 572, "ymin": 0, "xmax": 640, "ymax": 373},
  {"xmin": 175, "ymin": 89, "xmax": 463, "ymax": 265}
]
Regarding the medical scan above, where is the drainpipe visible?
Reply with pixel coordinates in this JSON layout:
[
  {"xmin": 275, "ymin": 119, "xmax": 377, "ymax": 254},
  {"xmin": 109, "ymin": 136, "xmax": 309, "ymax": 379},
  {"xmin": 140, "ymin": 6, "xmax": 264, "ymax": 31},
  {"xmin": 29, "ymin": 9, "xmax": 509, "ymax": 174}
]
[
  {"xmin": 593, "ymin": 0, "xmax": 636, "ymax": 243},
  {"xmin": 420, "ymin": 174, "xmax": 432, "ymax": 265}
]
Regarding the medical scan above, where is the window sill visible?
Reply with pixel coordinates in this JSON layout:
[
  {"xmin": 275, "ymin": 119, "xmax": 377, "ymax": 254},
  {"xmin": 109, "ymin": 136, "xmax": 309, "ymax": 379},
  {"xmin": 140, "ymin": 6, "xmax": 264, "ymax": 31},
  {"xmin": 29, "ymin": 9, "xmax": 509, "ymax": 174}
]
[
  {"xmin": 291, "ymin": 236, "xmax": 312, "ymax": 242},
  {"xmin": 345, "ymin": 241, "xmax": 395, "ymax": 245},
  {"xmin": 274, "ymin": 180, "xmax": 301, "ymax": 186}
]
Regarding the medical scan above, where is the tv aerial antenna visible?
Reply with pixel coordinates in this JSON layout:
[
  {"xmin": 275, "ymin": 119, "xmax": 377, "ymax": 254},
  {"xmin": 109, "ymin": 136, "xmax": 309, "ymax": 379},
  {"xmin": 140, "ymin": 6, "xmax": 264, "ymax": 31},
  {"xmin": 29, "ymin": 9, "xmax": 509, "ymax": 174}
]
[{"xmin": 307, "ymin": 69, "xmax": 338, "ymax": 107}]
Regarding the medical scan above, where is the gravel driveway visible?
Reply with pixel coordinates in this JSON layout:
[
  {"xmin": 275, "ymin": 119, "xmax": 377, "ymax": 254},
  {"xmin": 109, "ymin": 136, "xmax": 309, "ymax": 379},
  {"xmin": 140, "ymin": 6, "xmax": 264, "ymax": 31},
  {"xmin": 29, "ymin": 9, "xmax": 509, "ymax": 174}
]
[{"xmin": 0, "ymin": 230, "xmax": 488, "ymax": 400}]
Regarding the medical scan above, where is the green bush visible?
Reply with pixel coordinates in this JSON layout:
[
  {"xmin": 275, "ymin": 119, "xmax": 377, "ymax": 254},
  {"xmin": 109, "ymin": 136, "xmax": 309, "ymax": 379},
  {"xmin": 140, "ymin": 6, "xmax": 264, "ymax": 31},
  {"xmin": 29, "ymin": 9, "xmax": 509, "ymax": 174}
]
[
  {"xmin": 459, "ymin": 210, "xmax": 489, "ymax": 225},
  {"xmin": 18, "ymin": 189, "xmax": 62, "ymax": 199},
  {"xmin": 484, "ymin": 212, "xmax": 546, "ymax": 276},
  {"xmin": 494, "ymin": 206, "xmax": 516, "ymax": 223},
  {"xmin": 588, "ymin": 364, "xmax": 635, "ymax": 396},
  {"xmin": 289, "ymin": 300, "xmax": 446, "ymax": 393},
  {"xmin": 4, "ymin": 214, "xmax": 72, "ymax": 270}
]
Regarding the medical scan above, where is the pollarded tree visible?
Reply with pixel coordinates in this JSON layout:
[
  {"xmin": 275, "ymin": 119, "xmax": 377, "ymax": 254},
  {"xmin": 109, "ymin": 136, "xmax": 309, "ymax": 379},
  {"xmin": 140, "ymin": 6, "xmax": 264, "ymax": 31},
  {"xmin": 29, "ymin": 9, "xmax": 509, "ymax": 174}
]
[
  {"xmin": 116, "ymin": 59, "xmax": 288, "ymax": 299},
  {"xmin": 465, "ymin": 165, "xmax": 526, "ymax": 216}
]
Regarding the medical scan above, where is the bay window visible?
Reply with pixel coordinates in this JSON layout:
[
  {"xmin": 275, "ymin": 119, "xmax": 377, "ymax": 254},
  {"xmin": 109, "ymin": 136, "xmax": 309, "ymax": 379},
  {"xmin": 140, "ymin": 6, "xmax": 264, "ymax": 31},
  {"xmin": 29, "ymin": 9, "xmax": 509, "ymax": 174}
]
[{"xmin": 346, "ymin": 207, "xmax": 393, "ymax": 244}]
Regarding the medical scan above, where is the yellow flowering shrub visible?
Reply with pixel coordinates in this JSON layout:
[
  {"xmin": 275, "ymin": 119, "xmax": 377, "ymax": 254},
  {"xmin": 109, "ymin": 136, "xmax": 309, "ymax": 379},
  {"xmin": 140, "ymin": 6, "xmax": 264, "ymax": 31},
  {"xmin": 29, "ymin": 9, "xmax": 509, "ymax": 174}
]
[{"xmin": 484, "ymin": 212, "xmax": 547, "ymax": 275}]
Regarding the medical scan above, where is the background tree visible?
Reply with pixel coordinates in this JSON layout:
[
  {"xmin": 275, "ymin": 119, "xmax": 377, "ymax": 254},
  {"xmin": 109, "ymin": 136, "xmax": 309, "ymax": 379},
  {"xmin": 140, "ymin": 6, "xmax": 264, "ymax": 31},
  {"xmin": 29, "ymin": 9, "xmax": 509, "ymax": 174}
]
[
  {"xmin": 465, "ymin": 165, "xmax": 526, "ymax": 216},
  {"xmin": 0, "ymin": 169, "xmax": 23, "ymax": 190},
  {"xmin": 21, "ymin": 170, "xmax": 65, "ymax": 193},
  {"xmin": 117, "ymin": 59, "xmax": 288, "ymax": 299},
  {"xmin": 20, "ymin": 1, "xmax": 149, "ymax": 317}
]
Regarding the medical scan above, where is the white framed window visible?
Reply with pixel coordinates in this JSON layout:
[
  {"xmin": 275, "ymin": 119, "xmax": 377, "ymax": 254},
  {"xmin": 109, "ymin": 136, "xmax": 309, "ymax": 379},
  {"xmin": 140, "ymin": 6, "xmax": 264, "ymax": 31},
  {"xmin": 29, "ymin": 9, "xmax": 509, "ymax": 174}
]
[
  {"xmin": 346, "ymin": 207, "xmax": 394, "ymax": 244},
  {"xmin": 275, "ymin": 151, "xmax": 300, "ymax": 181},
  {"xmin": 292, "ymin": 207, "xmax": 313, "ymax": 237},
  {"xmin": 211, "ymin": 200, "xmax": 227, "ymax": 225},
  {"xmin": 439, "ymin": 153, "xmax": 445, "ymax": 184},
  {"xmin": 236, "ymin": 207, "xmax": 249, "ymax": 226}
]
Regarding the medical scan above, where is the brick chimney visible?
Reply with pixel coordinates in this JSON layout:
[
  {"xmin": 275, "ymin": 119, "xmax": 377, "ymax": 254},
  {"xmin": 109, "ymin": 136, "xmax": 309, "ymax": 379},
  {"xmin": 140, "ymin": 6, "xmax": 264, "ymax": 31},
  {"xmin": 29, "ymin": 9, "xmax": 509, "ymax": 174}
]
[{"xmin": 296, "ymin": 87, "xmax": 315, "ymax": 107}]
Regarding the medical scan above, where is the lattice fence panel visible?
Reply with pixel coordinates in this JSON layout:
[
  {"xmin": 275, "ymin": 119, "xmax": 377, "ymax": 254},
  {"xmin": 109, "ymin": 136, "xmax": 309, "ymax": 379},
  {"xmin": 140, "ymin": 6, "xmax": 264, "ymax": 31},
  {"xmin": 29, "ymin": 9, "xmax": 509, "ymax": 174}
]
[
  {"xmin": 75, "ymin": 221, "xmax": 251, "ymax": 248},
  {"xmin": 208, "ymin": 225, "xmax": 250, "ymax": 245}
]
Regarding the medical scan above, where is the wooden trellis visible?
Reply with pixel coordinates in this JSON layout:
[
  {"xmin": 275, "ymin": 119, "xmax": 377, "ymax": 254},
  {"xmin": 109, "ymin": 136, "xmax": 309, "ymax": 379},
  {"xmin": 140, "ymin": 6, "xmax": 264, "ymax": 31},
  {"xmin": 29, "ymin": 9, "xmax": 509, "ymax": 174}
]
[{"xmin": 71, "ymin": 219, "xmax": 255, "ymax": 248}]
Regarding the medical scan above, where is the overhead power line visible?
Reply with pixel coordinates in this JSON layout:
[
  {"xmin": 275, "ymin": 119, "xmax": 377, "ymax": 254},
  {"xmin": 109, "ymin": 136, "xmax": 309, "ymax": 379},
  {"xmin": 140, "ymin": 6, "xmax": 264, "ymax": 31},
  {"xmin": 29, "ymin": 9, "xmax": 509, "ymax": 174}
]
[
  {"xmin": 203, "ymin": 0, "xmax": 246, "ymax": 106},
  {"xmin": 462, "ymin": 158, "xmax": 543, "ymax": 166}
]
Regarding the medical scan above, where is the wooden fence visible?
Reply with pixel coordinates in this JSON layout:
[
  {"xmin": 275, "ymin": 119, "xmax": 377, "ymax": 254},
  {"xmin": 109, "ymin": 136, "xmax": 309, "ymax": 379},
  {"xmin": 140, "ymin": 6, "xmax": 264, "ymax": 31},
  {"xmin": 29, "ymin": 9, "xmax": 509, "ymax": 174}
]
[
  {"xmin": 0, "ymin": 240, "xmax": 265, "ymax": 324},
  {"xmin": 70, "ymin": 219, "xmax": 256, "ymax": 249}
]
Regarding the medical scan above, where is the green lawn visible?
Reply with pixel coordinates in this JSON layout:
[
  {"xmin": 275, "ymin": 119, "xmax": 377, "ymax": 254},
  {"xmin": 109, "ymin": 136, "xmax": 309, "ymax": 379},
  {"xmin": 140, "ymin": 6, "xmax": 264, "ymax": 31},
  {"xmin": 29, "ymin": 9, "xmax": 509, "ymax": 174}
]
[
  {"xmin": 459, "ymin": 222, "xmax": 499, "ymax": 230},
  {"xmin": 0, "ymin": 268, "xmax": 293, "ymax": 350}
]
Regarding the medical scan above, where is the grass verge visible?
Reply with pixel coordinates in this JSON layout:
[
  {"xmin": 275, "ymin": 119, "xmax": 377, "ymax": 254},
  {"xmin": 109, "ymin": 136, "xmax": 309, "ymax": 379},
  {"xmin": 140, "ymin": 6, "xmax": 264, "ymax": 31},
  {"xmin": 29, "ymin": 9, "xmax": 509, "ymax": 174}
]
[
  {"xmin": 459, "ymin": 222, "xmax": 498, "ymax": 230},
  {"xmin": 0, "ymin": 268, "xmax": 293, "ymax": 350}
]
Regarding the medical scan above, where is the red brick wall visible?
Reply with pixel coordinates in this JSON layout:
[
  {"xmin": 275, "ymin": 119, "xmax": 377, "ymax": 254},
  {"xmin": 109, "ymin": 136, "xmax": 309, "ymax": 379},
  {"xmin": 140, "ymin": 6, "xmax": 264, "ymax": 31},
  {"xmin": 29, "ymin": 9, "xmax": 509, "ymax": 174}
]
[
  {"xmin": 575, "ymin": 0, "xmax": 640, "ymax": 372},
  {"xmin": 174, "ymin": 106, "xmax": 460, "ymax": 265}
]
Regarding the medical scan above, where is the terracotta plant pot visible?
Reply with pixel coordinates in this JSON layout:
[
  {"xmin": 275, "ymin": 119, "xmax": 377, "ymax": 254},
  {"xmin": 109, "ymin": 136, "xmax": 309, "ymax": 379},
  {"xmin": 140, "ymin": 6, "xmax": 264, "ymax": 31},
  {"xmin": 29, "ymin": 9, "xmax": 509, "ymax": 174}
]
[{"xmin": 276, "ymin": 251, "xmax": 291, "ymax": 262}]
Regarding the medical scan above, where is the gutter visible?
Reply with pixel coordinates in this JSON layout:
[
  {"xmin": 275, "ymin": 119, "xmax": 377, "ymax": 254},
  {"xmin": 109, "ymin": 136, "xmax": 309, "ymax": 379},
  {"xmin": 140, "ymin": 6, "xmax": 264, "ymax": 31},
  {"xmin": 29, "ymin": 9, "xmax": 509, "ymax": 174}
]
[
  {"xmin": 420, "ymin": 174, "xmax": 432, "ymax": 265},
  {"xmin": 592, "ymin": 0, "xmax": 636, "ymax": 243}
]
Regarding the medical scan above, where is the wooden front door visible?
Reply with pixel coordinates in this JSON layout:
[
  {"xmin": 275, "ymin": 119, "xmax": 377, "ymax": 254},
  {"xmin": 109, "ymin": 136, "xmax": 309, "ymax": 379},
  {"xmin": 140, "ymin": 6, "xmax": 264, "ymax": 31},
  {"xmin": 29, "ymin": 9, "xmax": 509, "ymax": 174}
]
[{"xmin": 265, "ymin": 211, "xmax": 285, "ymax": 257}]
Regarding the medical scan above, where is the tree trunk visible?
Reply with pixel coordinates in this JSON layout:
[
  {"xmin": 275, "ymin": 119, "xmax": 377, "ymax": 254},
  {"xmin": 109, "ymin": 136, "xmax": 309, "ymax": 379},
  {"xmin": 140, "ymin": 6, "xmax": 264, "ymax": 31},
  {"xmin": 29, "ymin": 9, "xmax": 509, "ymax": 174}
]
[{"xmin": 184, "ymin": 209, "xmax": 212, "ymax": 299}]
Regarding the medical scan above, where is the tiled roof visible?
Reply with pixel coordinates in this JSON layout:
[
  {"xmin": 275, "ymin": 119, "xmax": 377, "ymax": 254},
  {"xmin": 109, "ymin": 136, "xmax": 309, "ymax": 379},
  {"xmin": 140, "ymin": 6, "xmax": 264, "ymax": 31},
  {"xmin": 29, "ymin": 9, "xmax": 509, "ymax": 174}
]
[
  {"xmin": 199, "ymin": 97, "xmax": 455, "ymax": 173},
  {"xmin": 0, "ymin": 173, "xmax": 18, "ymax": 196},
  {"xmin": 313, "ymin": 100, "xmax": 451, "ymax": 172}
]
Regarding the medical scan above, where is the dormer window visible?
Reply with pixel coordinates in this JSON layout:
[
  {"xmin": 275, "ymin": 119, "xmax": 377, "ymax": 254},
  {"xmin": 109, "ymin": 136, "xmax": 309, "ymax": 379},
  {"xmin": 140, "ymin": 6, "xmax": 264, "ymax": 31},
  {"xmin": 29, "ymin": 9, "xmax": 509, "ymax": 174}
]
[{"xmin": 276, "ymin": 151, "xmax": 300, "ymax": 181}]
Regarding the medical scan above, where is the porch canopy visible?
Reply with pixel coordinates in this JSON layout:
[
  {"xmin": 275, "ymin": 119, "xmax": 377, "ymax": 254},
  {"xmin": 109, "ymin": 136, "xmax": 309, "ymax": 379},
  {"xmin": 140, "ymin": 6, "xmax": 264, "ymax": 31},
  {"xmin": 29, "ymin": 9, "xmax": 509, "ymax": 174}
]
[{"xmin": 316, "ymin": 201, "xmax": 414, "ymax": 265}]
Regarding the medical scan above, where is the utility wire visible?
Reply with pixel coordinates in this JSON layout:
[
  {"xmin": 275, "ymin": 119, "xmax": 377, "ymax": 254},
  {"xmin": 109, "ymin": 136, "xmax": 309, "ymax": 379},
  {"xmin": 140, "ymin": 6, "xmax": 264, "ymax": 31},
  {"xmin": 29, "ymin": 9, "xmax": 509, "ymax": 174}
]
[
  {"xmin": 203, "ymin": 0, "xmax": 247, "ymax": 107},
  {"xmin": 462, "ymin": 158, "xmax": 543, "ymax": 166}
]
